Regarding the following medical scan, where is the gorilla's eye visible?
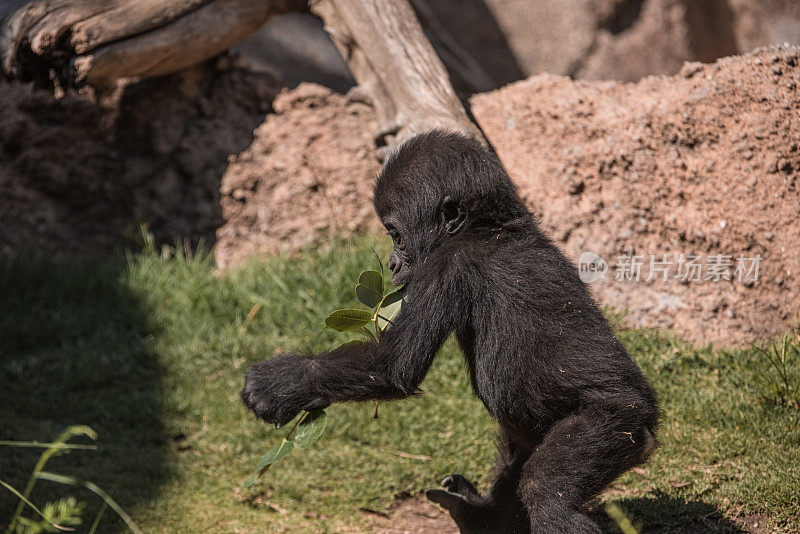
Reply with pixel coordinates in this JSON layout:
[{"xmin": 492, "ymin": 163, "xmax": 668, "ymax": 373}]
[{"xmin": 387, "ymin": 229, "xmax": 404, "ymax": 250}]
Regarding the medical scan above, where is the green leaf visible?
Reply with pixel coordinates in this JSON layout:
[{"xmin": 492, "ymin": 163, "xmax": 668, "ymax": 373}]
[
  {"xmin": 356, "ymin": 284, "xmax": 383, "ymax": 308},
  {"xmin": 293, "ymin": 410, "xmax": 327, "ymax": 449},
  {"xmin": 325, "ymin": 309, "xmax": 373, "ymax": 332},
  {"xmin": 358, "ymin": 327, "xmax": 377, "ymax": 342},
  {"xmin": 377, "ymin": 298, "xmax": 402, "ymax": 330},
  {"xmin": 255, "ymin": 439, "xmax": 295, "ymax": 470},
  {"xmin": 358, "ymin": 270, "xmax": 383, "ymax": 294},
  {"xmin": 381, "ymin": 286, "xmax": 405, "ymax": 307}
]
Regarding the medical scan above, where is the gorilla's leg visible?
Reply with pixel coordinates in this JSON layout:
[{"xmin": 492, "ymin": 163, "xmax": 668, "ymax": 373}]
[
  {"xmin": 518, "ymin": 407, "xmax": 656, "ymax": 534},
  {"xmin": 427, "ymin": 427, "xmax": 531, "ymax": 533}
]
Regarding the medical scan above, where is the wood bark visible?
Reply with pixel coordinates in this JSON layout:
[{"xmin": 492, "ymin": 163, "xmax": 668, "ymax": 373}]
[
  {"xmin": 2, "ymin": 0, "xmax": 482, "ymax": 151},
  {"xmin": 69, "ymin": 0, "xmax": 214, "ymax": 54},
  {"xmin": 1, "ymin": 0, "xmax": 302, "ymax": 86},
  {"xmin": 74, "ymin": 0, "xmax": 286, "ymax": 86},
  {"xmin": 310, "ymin": 0, "xmax": 484, "ymax": 154}
]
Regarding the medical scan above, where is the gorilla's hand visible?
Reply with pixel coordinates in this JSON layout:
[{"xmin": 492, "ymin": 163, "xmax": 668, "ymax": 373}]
[{"xmin": 241, "ymin": 354, "xmax": 327, "ymax": 426}]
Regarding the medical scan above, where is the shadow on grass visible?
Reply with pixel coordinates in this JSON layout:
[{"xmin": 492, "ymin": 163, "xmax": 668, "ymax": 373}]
[
  {"xmin": 594, "ymin": 492, "xmax": 744, "ymax": 533},
  {"xmin": 0, "ymin": 253, "xmax": 167, "ymax": 530}
]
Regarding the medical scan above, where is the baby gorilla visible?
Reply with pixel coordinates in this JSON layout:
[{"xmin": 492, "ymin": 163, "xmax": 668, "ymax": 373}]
[{"xmin": 242, "ymin": 131, "xmax": 658, "ymax": 533}]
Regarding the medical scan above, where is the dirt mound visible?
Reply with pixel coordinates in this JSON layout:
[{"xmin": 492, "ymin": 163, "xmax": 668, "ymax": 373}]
[
  {"xmin": 471, "ymin": 44, "xmax": 800, "ymax": 346},
  {"xmin": 0, "ymin": 62, "xmax": 279, "ymax": 254},
  {"xmin": 214, "ymin": 83, "xmax": 381, "ymax": 269}
]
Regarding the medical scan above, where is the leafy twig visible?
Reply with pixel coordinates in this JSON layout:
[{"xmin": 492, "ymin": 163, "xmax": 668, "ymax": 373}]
[{"xmin": 245, "ymin": 255, "xmax": 404, "ymax": 485}]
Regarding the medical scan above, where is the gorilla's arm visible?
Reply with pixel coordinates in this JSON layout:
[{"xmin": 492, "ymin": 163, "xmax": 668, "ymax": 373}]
[{"xmin": 241, "ymin": 266, "xmax": 459, "ymax": 425}]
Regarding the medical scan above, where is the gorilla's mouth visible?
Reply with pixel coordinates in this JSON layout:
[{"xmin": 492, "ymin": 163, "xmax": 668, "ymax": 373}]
[{"xmin": 391, "ymin": 269, "xmax": 411, "ymax": 288}]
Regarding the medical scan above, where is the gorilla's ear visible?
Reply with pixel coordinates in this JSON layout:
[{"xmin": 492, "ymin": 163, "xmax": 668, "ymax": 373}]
[{"xmin": 441, "ymin": 196, "xmax": 467, "ymax": 234}]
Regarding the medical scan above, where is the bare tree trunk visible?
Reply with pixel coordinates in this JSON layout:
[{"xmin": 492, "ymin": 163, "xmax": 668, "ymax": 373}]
[{"xmin": 310, "ymin": 0, "xmax": 484, "ymax": 155}]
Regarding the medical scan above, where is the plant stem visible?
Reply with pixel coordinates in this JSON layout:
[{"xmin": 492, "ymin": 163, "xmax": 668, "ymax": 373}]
[{"xmin": 371, "ymin": 292, "xmax": 390, "ymax": 416}]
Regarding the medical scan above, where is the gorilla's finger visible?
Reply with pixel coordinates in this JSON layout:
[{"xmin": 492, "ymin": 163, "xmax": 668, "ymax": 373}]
[
  {"xmin": 426, "ymin": 489, "xmax": 466, "ymax": 511},
  {"xmin": 441, "ymin": 474, "xmax": 480, "ymax": 498}
]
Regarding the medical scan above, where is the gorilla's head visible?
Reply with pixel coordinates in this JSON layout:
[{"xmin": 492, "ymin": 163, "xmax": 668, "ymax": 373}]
[{"xmin": 373, "ymin": 131, "xmax": 529, "ymax": 286}]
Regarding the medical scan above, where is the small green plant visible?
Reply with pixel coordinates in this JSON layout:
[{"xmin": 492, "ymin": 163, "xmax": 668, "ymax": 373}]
[
  {"xmin": 754, "ymin": 330, "xmax": 800, "ymax": 409},
  {"xmin": 324, "ymin": 266, "xmax": 404, "ymax": 344},
  {"xmin": 243, "ymin": 254, "xmax": 403, "ymax": 487},
  {"xmin": 11, "ymin": 497, "xmax": 84, "ymax": 534},
  {"xmin": 1, "ymin": 426, "xmax": 141, "ymax": 534}
]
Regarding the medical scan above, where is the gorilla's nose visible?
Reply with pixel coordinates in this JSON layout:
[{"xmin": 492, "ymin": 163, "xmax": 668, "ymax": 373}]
[{"xmin": 388, "ymin": 256, "xmax": 398, "ymax": 273}]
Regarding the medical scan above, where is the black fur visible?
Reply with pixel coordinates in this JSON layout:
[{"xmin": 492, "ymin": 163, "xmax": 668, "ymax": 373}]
[{"xmin": 242, "ymin": 131, "xmax": 659, "ymax": 533}]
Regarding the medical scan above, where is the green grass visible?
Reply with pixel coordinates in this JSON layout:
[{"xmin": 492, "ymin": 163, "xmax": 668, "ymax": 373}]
[{"xmin": 0, "ymin": 236, "xmax": 798, "ymax": 533}]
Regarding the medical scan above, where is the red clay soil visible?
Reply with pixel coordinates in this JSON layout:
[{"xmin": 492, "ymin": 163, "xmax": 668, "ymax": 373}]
[
  {"xmin": 215, "ymin": 83, "xmax": 381, "ymax": 269},
  {"xmin": 471, "ymin": 44, "xmax": 800, "ymax": 346}
]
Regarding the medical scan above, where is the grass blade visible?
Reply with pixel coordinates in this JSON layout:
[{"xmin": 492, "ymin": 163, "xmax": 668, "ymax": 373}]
[
  {"xmin": 605, "ymin": 502, "xmax": 639, "ymax": 534},
  {"xmin": 0, "ymin": 441, "xmax": 97, "ymax": 451},
  {"xmin": 88, "ymin": 500, "xmax": 109, "ymax": 534}
]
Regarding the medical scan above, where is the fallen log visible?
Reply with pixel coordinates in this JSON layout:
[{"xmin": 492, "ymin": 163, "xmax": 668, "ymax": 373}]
[
  {"xmin": 1, "ymin": 0, "xmax": 303, "ymax": 86},
  {"xmin": 1, "ymin": 0, "xmax": 482, "ymax": 152}
]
